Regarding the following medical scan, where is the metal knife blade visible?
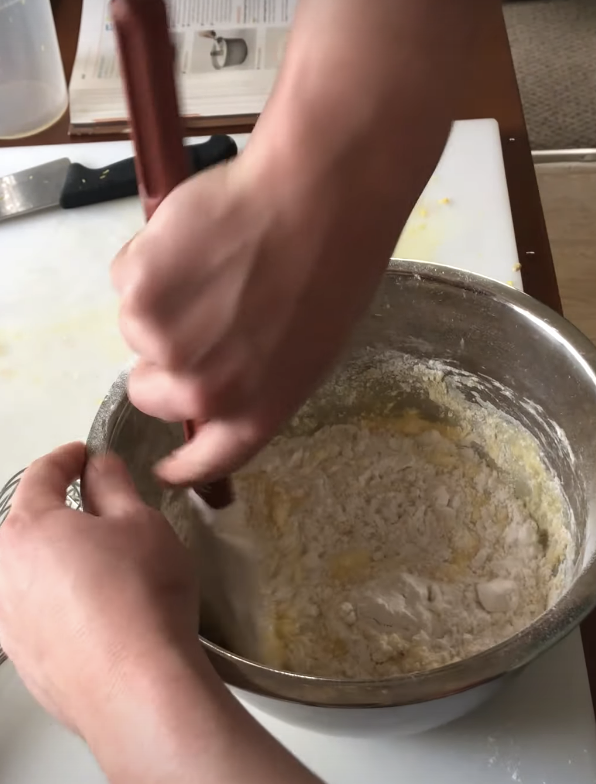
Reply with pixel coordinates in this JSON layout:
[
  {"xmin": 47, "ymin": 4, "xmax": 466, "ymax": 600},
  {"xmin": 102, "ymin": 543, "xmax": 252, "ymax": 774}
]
[
  {"xmin": 0, "ymin": 136, "xmax": 238, "ymax": 223},
  {"xmin": 0, "ymin": 158, "xmax": 70, "ymax": 222}
]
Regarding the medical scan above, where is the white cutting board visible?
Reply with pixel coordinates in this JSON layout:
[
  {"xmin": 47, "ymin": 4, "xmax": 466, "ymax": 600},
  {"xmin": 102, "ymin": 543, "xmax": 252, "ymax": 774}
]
[
  {"xmin": 6, "ymin": 120, "xmax": 594, "ymax": 784},
  {"xmin": 394, "ymin": 119, "xmax": 520, "ymax": 281}
]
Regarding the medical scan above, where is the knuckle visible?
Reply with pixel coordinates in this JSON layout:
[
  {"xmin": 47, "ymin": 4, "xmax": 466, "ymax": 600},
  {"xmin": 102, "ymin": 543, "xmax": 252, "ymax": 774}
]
[
  {"xmin": 119, "ymin": 271, "xmax": 155, "ymax": 317},
  {"xmin": 0, "ymin": 509, "xmax": 27, "ymax": 542},
  {"xmin": 242, "ymin": 416, "xmax": 270, "ymax": 451},
  {"xmin": 153, "ymin": 341, "xmax": 186, "ymax": 370},
  {"xmin": 117, "ymin": 251, "xmax": 165, "ymax": 319},
  {"xmin": 26, "ymin": 454, "xmax": 47, "ymax": 475},
  {"xmin": 119, "ymin": 308, "xmax": 181, "ymax": 368},
  {"xmin": 111, "ymin": 236, "xmax": 145, "ymax": 289},
  {"xmin": 200, "ymin": 342, "xmax": 259, "ymax": 415},
  {"xmin": 182, "ymin": 380, "xmax": 211, "ymax": 420},
  {"xmin": 117, "ymin": 306, "xmax": 142, "ymax": 349},
  {"xmin": 235, "ymin": 361, "xmax": 260, "ymax": 403}
]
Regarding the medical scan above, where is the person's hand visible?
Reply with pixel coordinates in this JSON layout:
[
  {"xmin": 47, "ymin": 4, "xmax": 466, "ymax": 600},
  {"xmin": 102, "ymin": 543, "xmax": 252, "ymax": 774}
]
[
  {"xmin": 111, "ymin": 0, "xmax": 475, "ymax": 489},
  {"xmin": 112, "ymin": 137, "xmax": 405, "ymax": 487},
  {"xmin": 0, "ymin": 442, "xmax": 198, "ymax": 735},
  {"xmin": 0, "ymin": 443, "xmax": 322, "ymax": 783}
]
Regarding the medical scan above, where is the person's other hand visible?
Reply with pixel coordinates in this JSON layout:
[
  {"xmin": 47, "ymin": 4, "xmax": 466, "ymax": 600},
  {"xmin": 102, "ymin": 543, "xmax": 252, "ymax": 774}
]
[
  {"xmin": 112, "ymin": 140, "xmax": 403, "ymax": 487},
  {"xmin": 0, "ymin": 442, "xmax": 198, "ymax": 734}
]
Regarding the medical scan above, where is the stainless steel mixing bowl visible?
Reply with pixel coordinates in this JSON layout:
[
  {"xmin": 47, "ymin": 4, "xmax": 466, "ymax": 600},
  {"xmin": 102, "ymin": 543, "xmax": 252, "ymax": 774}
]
[{"xmin": 87, "ymin": 260, "xmax": 596, "ymax": 731}]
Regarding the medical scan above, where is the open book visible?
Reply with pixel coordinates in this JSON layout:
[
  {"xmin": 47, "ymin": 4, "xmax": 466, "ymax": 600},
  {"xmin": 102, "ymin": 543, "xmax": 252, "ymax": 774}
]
[{"xmin": 69, "ymin": 0, "xmax": 295, "ymax": 136}]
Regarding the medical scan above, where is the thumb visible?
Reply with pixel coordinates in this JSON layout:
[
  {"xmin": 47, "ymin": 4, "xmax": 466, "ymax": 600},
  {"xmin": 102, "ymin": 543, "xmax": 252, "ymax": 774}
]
[
  {"xmin": 11, "ymin": 442, "xmax": 87, "ymax": 519},
  {"xmin": 82, "ymin": 452, "xmax": 145, "ymax": 518}
]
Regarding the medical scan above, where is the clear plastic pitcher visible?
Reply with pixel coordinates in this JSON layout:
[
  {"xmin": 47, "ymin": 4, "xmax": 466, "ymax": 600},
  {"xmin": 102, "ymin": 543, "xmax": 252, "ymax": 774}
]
[{"xmin": 0, "ymin": 0, "xmax": 68, "ymax": 139}]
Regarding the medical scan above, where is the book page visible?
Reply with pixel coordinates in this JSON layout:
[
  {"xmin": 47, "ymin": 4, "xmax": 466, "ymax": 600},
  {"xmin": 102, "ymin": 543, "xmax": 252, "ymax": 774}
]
[{"xmin": 69, "ymin": 0, "xmax": 296, "ymax": 131}]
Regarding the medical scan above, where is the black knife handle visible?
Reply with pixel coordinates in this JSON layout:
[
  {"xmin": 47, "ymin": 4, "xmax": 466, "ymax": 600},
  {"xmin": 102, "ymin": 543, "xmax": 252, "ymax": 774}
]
[{"xmin": 59, "ymin": 135, "xmax": 238, "ymax": 209}]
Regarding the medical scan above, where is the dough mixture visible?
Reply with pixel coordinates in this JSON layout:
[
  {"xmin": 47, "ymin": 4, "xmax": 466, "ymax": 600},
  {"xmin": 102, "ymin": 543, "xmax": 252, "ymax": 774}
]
[{"xmin": 235, "ymin": 413, "xmax": 572, "ymax": 679}]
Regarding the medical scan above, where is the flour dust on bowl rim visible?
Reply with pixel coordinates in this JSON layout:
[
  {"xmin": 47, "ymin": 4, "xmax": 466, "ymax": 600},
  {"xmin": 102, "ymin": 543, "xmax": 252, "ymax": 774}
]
[{"xmin": 83, "ymin": 259, "xmax": 596, "ymax": 733}]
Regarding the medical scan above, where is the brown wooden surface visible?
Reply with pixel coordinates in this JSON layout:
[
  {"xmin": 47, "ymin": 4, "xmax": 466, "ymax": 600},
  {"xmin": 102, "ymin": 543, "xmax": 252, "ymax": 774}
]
[{"xmin": 6, "ymin": 0, "xmax": 596, "ymax": 714}]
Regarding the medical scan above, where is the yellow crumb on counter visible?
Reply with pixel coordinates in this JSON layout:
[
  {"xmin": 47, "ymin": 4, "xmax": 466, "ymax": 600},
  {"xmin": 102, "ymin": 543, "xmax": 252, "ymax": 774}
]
[
  {"xmin": 438, "ymin": 197, "xmax": 451, "ymax": 205},
  {"xmin": 513, "ymin": 263, "xmax": 522, "ymax": 271}
]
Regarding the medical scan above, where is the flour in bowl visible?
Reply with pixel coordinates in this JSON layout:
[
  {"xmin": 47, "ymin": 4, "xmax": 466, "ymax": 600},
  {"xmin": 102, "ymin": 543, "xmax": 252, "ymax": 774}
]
[{"xmin": 235, "ymin": 412, "xmax": 572, "ymax": 679}]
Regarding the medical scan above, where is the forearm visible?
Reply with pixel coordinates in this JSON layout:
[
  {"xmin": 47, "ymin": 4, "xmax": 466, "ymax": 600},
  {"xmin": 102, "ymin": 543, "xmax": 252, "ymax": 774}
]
[
  {"xmin": 81, "ymin": 642, "xmax": 321, "ymax": 784},
  {"xmin": 247, "ymin": 0, "xmax": 482, "ymax": 253}
]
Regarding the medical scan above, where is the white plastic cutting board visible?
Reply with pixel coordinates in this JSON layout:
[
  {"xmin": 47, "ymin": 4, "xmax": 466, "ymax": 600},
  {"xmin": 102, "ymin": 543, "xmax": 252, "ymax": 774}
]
[{"xmin": 0, "ymin": 122, "xmax": 594, "ymax": 784}]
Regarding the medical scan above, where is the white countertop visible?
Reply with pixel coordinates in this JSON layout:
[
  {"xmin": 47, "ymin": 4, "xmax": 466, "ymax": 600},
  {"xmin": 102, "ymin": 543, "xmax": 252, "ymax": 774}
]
[{"xmin": 249, "ymin": 632, "xmax": 596, "ymax": 784}]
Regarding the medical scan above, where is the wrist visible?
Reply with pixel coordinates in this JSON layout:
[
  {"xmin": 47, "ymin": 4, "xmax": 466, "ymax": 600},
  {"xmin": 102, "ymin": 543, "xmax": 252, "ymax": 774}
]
[
  {"xmin": 79, "ymin": 638, "xmax": 321, "ymax": 784},
  {"xmin": 79, "ymin": 638, "xmax": 215, "ymax": 784}
]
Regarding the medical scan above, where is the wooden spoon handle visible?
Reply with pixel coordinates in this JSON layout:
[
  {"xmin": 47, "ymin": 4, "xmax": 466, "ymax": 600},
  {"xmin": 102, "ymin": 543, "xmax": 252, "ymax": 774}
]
[{"xmin": 111, "ymin": 0, "xmax": 232, "ymax": 509}]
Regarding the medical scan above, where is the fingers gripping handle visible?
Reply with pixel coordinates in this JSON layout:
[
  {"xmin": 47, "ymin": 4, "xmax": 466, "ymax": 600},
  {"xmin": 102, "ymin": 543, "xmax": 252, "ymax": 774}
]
[{"xmin": 182, "ymin": 421, "xmax": 234, "ymax": 509}]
